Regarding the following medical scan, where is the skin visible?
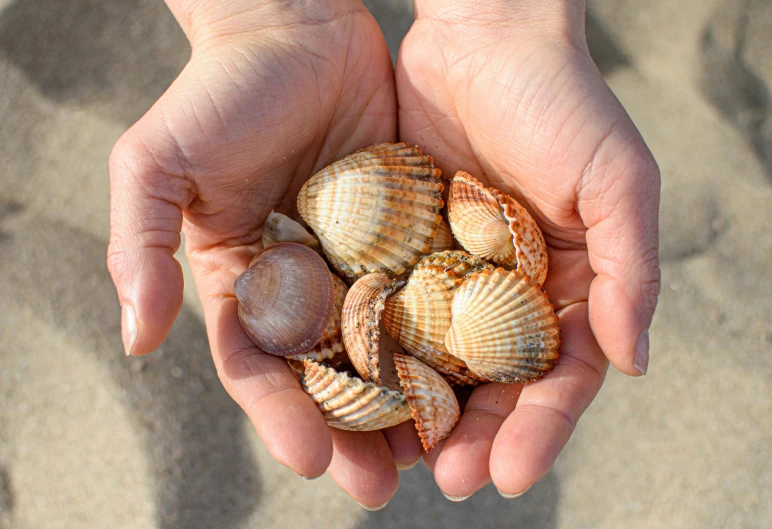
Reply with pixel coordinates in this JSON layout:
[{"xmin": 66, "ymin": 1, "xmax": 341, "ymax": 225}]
[{"xmin": 108, "ymin": 0, "xmax": 660, "ymax": 508}]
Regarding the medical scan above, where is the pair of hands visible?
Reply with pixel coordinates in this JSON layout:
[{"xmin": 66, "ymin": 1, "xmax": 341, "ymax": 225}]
[{"xmin": 107, "ymin": 0, "xmax": 660, "ymax": 508}]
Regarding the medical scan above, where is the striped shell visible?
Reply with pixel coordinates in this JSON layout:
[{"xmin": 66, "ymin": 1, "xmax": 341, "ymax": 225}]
[
  {"xmin": 290, "ymin": 274, "xmax": 348, "ymax": 362},
  {"xmin": 428, "ymin": 219, "xmax": 454, "ymax": 253},
  {"xmin": 445, "ymin": 268, "xmax": 560, "ymax": 383},
  {"xmin": 297, "ymin": 143, "xmax": 445, "ymax": 279},
  {"xmin": 382, "ymin": 251, "xmax": 492, "ymax": 386},
  {"xmin": 394, "ymin": 353, "xmax": 460, "ymax": 451},
  {"xmin": 301, "ymin": 360, "xmax": 411, "ymax": 431},
  {"xmin": 448, "ymin": 171, "xmax": 548, "ymax": 285},
  {"xmin": 341, "ymin": 273, "xmax": 404, "ymax": 386}
]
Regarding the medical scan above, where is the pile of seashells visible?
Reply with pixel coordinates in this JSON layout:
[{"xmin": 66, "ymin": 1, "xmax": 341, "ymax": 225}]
[{"xmin": 234, "ymin": 143, "xmax": 560, "ymax": 451}]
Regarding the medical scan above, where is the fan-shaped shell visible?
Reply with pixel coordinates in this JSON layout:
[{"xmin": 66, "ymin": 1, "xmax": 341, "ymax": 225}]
[
  {"xmin": 382, "ymin": 251, "xmax": 492, "ymax": 386},
  {"xmin": 394, "ymin": 353, "xmax": 460, "ymax": 451},
  {"xmin": 301, "ymin": 360, "xmax": 411, "ymax": 431},
  {"xmin": 290, "ymin": 274, "xmax": 348, "ymax": 362},
  {"xmin": 341, "ymin": 273, "xmax": 404, "ymax": 386},
  {"xmin": 445, "ymin": 268, "xmax": 560, "ymax": 383},
  {"xmin": 235, "ymin": 243, "xmax": 334, "ymax": 356},
  {"xmin": 297, "ymin": 143, "xmax": 445, "ymax": 279},
  {"xmin": 428, "ymin": 219, "xmax": 454, "ymax": 253},
  {"xmin": 448, "ymin": 171, "xmax": 548, "ymax": 285},
  {"xmin": 261, "ymin": 211, "xmax": 321, "ymax": 255}
]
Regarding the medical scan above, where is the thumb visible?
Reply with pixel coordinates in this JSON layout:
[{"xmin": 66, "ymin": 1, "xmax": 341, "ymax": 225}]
[
  {"xmin": 107, "ymin": 119, "xmax": 193, "ymax": 356},
  {"xmin": 580, "ymin": 119, "xmax": 661, "ymax": 376}
]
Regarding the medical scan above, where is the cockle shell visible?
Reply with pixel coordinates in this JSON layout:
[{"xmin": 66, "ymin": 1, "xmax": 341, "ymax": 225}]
[
  {"xmin": 341, "ymin": 273, "xmax": 404, "ymax": 387},
  {"xmin": 301, "ymin": 360, "xmax": 411, "ymax": 431},
  {"xmin": 382, "ymin": 251, "xmax": 493, "ymax": 386},
  {"xmin": 445, "ymin": 268, "xmax": 560, "ymax": 383},
  {"xmin": 394, "ymin": 353, "xmax": 460, "ymax": 451},
  {"xmin": 448, "ymin": 171, "xmax": 548, "ymax": 285},
  {"xmin": 428, "ymin": 219, "xmax": 454, "ymax": 253},
  {"xmin": 235, "ymin": 243, "xmax": 334, "ymax": 356},
  {"xmin": 290, "ymin": 274, "xmax": 348, "ymax": 362},
  {"xmin": 262, "ymin": 211, "xmax": 321, "ymax": 255},
  {"xmin": 297, "ymin": 143, "xmax": 445, "ymax": 279}
]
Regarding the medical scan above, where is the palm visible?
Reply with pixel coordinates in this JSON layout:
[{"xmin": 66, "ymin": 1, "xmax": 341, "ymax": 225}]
[{"xmin": 395, "ymin": 20, "xmax": 639, "ymax": 496}]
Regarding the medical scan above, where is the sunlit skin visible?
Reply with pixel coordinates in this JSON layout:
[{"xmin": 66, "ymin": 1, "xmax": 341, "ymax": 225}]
[{"xmin": 107, "ymin": 0, "xmax": 660, "ymax": 508}]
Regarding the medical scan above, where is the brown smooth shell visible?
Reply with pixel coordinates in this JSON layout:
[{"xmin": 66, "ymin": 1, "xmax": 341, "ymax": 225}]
[
  {"xmin": 297, "ymin": 142, "xmax": 445, "ymax": 279},
  {"xmin": 341, "ymin": 273, "xmax": 403, "ymax": 386},
  {"xmin": 444, "ymin": 268, "xmax": 560, "ymax": 383},
  {"xmin": 235, "ymin": 243, "xmax": 334, "ymax": 356},
  {"xmin": 301, "ymin": 360, "xmax": 411, "ymax": 431},
  {"xmin": 448, "ymin": 171, "xmax": 548, "ymax": 285},
  {"xmin": 394, "ymin": 353, "xmax": 460, "ymax": 451},
  {"xmin": 290, "ymin": 274, "xmax": 348, "ymax": 362}
]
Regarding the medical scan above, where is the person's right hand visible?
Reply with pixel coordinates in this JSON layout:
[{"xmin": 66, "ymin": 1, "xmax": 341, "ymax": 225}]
[{"xmin": 107, "ymin": 0, "xmax": 421, "ymax": 509}]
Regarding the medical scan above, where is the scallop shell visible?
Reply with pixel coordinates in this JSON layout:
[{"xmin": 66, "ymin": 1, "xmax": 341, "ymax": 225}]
[
  {"xmin": 394, "ymin": 353, "xmax": 460, "ymax": 451},
  {"xmin": 382, "ymin": 251, "xmax": 492, "ymax": 386},
  {"xmin": 428, "ymin": 219, "xmax": 454, "ymax": 253},
  {"xmin": 444, "ymin": 268, "xmax": 560, "ymax": 383},
  {"xmin": 448, "ymin": 171, "xmax": 548, "ymax": 285},
  {"xmin": 301, "ymin": 360, "xmax": 411, "ymax": 431},
  {"xmin": 261, "ymin": 211, "xmax": 321, "ymax": 255},
  {"xmin": 235, "ymin": 243, "xmax": 334, "ymax": 356},
  {"xmin": 341, "ymin": 273, "xmax": 404, "ymax": 386},
  {"xmin": 289, "ymin": 274, "xmax": 348, "ymax": 362},
  {"xmin": 297, "ymin": 143, "xmax": 445, "ymax": 279}
]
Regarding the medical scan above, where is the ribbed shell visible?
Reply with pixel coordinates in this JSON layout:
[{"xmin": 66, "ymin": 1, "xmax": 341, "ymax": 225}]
[
  {"xmin": 445, "ymin": 268, "xmax": 560, "ymax": 383},
  {"xmin": 290, "ymin": 274, "xmax": 348, "ymax": 362},
  {"xmin": 297, "ymin": 143, "xmax": 445, "ymax": 279},
  {"xmin": 448, "ymin": 171, "xmax": 548, "ymax": 285},
  {"xmin": 394, "ymin": 353, "xmax": 460, "ymax": 451},
  {"xmin": 301, "ymin": 360, "xmax": 411, "ymax": 431},
  {"xmin": 428, "ymin": 219, "xmax": 454, "ymax": 253},
  {"xmin": 341, "ymin": 273, "xmax": 404, "ymax": 385},
  {"xmin": 382, "ymin": 251, "xmax": 492, "ymax": 386}
]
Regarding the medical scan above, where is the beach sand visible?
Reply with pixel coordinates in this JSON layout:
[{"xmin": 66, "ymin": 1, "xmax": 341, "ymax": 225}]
[{"xmin": 1, "ymin": 0, "xmax": 770, "ymax": 527}]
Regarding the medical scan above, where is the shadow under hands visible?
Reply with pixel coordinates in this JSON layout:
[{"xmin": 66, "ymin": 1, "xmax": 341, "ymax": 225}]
[
  {"xmin": 0, "ymin": 464, "xmax": 13, "ymax": 529},
  {"xmin": 585, "ymin": 10, "xmax": 632, "ymax": 76},
  {"xmin": 0, "ymin": 217, "xmax": 259, "ymax": 529},
  {"xmin": 700, "ymin": 0, "xmax": 772, "ymax": 181},
  {"xmin": 357, "ymin": 464, "xmax": 559, "ymax": 529},
  {"xmin": 0, "ymin": 0, "xmax": 189, "ymax": 125}
]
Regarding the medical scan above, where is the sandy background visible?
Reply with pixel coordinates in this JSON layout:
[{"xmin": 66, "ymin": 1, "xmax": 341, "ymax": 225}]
[{"xmin": 1, "ymin": 0, "xmax": 770, "ymax": 527}]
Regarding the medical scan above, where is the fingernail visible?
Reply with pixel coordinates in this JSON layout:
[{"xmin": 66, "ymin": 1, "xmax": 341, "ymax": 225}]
[
  {"xmin": 358, "ymin": 500, "xmax": 389, "ymax": 511},
  {"xmin": 396, "ymin": 460, "xmax": 419, "ymax": 471},
  {"xmin": 498, "ymin": 486, "xmax": 531, "ymax": 499},
  {"xmin": 634, "ymin": 329, "xmax": 649, "ymax": 376},
  {"xmin": 121, "ymin": 304, "xmax": 137, "ymax": 356},
  {"xmin": 442, "ymin": 492, "xmax": 471, "ymax": 502}
]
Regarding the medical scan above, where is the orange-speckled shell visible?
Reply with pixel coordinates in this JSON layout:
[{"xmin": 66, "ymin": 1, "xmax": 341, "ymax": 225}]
[
  {"xmin": 301, "ymin": 360, "xmax": 411, "ymax": 431},
  {"xmin": 341, "ymin": 273, "xmax": 404, "ymax": 385},
  {"xmin": 290, "ymin": 274, "xmax": 348, "ymax": 362},
  {"xmin": 382, "ymin": 251, "xmax": 492, "ymax": 386},
  {"xmin": 394, "ymin": 353, "xmax": 460, "ymax": 451},
  {"xmin": 448, "ymin": 171, "xmax": 548, "ymax": 285},
  {"xmin": 297, "ymin": 143, "xmax": 445, "ymax": 279},
  {"xmin": 445, "ymin": 268, "xmax": 560, "ymax": 383}
]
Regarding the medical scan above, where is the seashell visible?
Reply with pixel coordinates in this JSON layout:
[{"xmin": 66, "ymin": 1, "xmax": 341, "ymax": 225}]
[
  {"xmin": 301, "ymin": 360, "xmax": 411, "ymax": 431},
  {"xmin": 394, "ymin": 353, "xmax": 460, "ymax": 451},
  {"xmin": 341, "ymin": 273, "xmax": 404, "ymax": 389},
  {"xmin": 261, "ymin": 211, "xmax": 321, "ymax": 255},
  {"xmin": 235, "ymin": 243, "xmax": 334, "ymax": 356},
  {"xmin": 448, "ymin": 171, "xmax": 548, "ymax": 285},
  {"xmin": 289, "ymin": 274, "xmax": 348, "ymax": 362},
  {"xmin": 382, "ymin": 251, "xmax": 493, "ymax": 386},
  {"xmin": 428, "ymin": 219, "xmax": 454, "ymax": 253},
  {"xmin": 444, "ymin": 268, "xmax": 560, "ymax": 383},
  {"xmin": 297, "ymin": 143, "xmax": 445, "ymax": 279}
]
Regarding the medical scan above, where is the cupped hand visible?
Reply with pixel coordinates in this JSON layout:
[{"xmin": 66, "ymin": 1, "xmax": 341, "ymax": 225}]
[
  {"xmin": 396, "ymin": 1, "xmax": 661, "ymax": 498},
  {"xmin": 107, "ymin": 0, "xmax": 421, "ymax": 508}
]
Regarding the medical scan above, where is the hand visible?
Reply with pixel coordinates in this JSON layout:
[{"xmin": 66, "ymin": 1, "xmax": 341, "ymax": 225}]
[
  {"xmin": 107, "ymin": 0, "xmax": 421, "ymax": 508},
  {"xmin": 397, "ymin": 0, "xmax": 661, "ymax": 498}
]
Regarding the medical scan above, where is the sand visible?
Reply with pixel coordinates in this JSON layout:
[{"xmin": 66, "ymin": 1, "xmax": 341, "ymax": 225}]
[{"xmin": 1, "ymin": 0, "xmax": 770, "ymax": 527}]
